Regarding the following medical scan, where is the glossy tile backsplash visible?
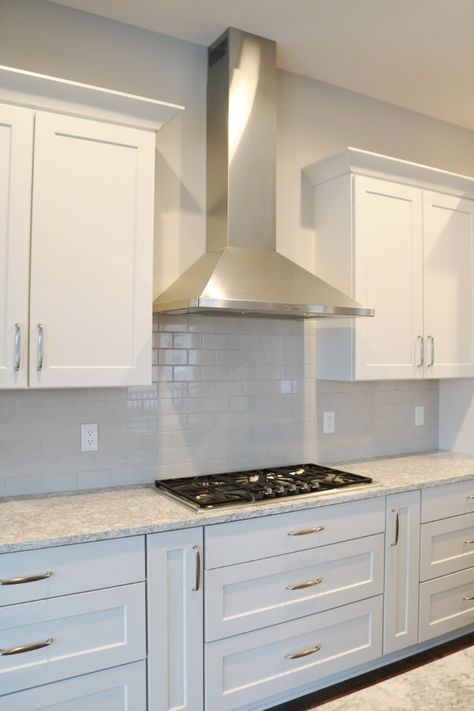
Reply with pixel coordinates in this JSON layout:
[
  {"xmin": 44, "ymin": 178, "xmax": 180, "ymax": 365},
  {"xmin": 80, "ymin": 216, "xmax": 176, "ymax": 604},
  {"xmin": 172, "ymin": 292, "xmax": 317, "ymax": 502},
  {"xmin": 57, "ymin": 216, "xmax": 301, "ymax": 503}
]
[{"xmin": 0, "ymin": 315, "xmax": 438, "ymax": 497}]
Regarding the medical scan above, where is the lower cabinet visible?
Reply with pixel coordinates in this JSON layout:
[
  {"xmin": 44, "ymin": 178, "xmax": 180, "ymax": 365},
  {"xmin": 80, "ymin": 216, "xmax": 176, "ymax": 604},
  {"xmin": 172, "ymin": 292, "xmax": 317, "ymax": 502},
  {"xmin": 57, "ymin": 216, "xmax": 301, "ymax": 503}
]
[
  {"xmin": 205, "ymin": 596, "xmax": 383, "ymax": 711},
  {"xmin": 147, "ymin": 528, "xmax": 204, "ymax": 711},
  {"xmin": 0, "ymin": 661, "xmax": 146, "ymax": 711},
  {"xmin": 383, "ymin": 490, "xmax": 421, "ymax": 654}
]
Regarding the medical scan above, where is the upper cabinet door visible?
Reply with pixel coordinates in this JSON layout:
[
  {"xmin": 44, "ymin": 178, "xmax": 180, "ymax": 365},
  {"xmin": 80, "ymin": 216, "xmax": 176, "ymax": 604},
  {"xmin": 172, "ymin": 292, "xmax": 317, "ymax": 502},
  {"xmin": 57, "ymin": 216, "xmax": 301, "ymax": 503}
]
[
  {"xmin": 29, "ymin": 112, "xmax": 154, "ymax": 387},
  {"xmin": 0, "ymin": 103, "xmax": 33, "ymax": 389},
  {"xmin": 353, "ymin": 176, "xmax": 424, "ymax": 380},
  {"xmin": 423, "ymin": 191, "xmax": 474, "ymax": 378}
]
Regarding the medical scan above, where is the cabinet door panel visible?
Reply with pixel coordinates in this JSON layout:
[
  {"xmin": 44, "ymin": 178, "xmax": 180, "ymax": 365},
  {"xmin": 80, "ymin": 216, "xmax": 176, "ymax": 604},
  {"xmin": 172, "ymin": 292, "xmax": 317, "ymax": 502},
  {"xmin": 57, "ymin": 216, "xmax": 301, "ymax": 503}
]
[
  {"xmin": 0, "ymin": 103, "xmax": 33, "ymax": 388},
  {"xmin": 147, "ymin": 528, "xmax": 203, "ymax": 711},
  {"xmin": 354, "ymin": 176, "xmax": 424, "ymax": 379},
  {"xmin": 383, "ymin": 490, "xmax": 420, "ymax": 654},
  {"xmin": 423, "ymin": 191, "xmax": 474, "ymax": 378},
  {"xmin": 29, "ymin": 111, "xmax": 154, "ymax": 387}
]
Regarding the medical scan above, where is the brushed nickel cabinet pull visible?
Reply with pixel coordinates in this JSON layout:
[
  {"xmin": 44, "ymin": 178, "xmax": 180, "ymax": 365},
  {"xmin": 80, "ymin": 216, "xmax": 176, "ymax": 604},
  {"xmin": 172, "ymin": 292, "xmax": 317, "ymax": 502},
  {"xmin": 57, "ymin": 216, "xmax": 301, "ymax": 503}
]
[
  {"xmin": 14, "ymin": 323, "xmax": 21, "ymax": 371},
  {"xmin": 1, "ymin": 638, "xmax": 53, "ymax": 656},
  {"xmin": 37, "ymin": 324, "xmax": 44, "ymax": 371},
  {"xmin": 464, "ymin": 539, "xmax": 474, "ymax": 545},
  {"xmin": 466, "ymin": 495, "xmax": 474, "ymax": 500},
  {"xmin": 285, "ymin": 643, "xmax": 321, "ymax": 660},
  {"xmin": 416, "ymin": 336, "xmax": 424, "ymax": 367},
  {"xmin": 463, "ymin": 594, "xmax": 474, "ymax": 601},
  {"xmin": 427, "ymin": 335, "xmax": 434, "ymax": 367},
  {"xmin": 286, "ymin": 578, "xmax": 322, "ymax": 591},
  {"xmin": 288, "ymin": 526, "xmax": 325, "ymax": 537},
  {"xmin": 0, "ymin": 571, "xmax": 52, "ymax": 586},
  {"xmin": 192, "ymin": 545, "xmax": 201, "ymax": 592},
  {"xmin": 391, "ymin": 509, "xmax": 400, "ymax": 547}
]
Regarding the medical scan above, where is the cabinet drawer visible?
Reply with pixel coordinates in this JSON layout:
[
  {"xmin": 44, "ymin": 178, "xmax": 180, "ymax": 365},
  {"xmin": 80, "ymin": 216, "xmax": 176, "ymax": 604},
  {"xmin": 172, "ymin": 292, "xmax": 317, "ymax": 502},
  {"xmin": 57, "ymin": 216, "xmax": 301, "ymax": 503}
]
[
  {"xmin": 205, "ymin": 533, "xmax": 384, "ymax": 641},
  {"xmin": 0, "ymin": 661, "xmax": 146, "ymax": 711},
  {"xmin": 205, "ymin": 595, "xmax": 383, "ymax": 711},
  {"xmin": 0, "ymin": 536, "xmax": 145, "ymax": 607},
  {"xmin": 421, "ymin": 479, "xmax": 474, "ymax": 522},
  {"xmin": 420, "ymin": 513, "xmax": 474, "ymax": 581},
  {"xmin": 205, "ymin": 497, "xmax": 385, "ymax": 568},
  {"xmin": 419, "ymin": 568, "xmax": 474, "ymax": 641},
  {"xmin": 0, "ymin": 583, "xmax": 145, "ymax": 695}
]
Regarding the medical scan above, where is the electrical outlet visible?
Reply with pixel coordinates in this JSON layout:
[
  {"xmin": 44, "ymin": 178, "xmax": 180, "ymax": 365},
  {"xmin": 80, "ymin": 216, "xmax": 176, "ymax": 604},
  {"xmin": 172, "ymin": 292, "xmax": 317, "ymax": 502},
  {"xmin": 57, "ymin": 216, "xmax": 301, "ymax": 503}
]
[
  {"xmin": 415, "ymin": 406, "xmax": 424, "ymax": 427},
  {"xmin": 323, "ymin": 411, "xmax": 335, "ymax": 434},
  {"xmin": 81, "ymin": 423, "xmax": 98, "ymax": 452}
]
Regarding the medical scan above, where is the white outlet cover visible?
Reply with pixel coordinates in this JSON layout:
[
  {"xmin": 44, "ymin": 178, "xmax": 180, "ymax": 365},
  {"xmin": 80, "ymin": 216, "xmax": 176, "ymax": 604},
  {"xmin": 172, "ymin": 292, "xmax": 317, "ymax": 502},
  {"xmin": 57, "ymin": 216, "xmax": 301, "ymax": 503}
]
[
  {"xmin": 323, "ymin": 411, "xmax": 335, "ymax": 434},
  {"xmin": 415, "ymin": 406, "xmax": 424, "ymax": 427},
  {"xmin": 81, "ymin": 423, "xmax": 98, "ymax": 451}
]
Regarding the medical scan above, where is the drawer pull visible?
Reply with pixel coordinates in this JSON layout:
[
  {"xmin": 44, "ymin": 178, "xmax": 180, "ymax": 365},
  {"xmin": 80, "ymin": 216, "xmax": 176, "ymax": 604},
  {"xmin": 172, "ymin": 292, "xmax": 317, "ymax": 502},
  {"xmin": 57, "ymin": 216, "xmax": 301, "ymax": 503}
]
[
  {"xmin": 285, "ymin": 643, "xmax": 321, "ymax": 660},
  {"xmin": 0, "ymin": 571, "xmax": 53, "ymax": 586},
  {"xmin": 463, "ymin": 594, "xmax": 474, "ymax": 601},
  {"xmin": 464, "ymin": 539, "xmax": 474, "ymax": 545},
  {"xmin": 286, "ymin": 578, "xmax": 323, "ymax": 591},
  {"xmin": 467, "ymin": 495, "xmax": 474, "ymax": 500},
  {"xmin": 1, "ymin": 638, "xmax": 53, "ymax": 656},
  {"xmin": 288, "ymin": 526, "xmax": 325, "ymax": 537}
]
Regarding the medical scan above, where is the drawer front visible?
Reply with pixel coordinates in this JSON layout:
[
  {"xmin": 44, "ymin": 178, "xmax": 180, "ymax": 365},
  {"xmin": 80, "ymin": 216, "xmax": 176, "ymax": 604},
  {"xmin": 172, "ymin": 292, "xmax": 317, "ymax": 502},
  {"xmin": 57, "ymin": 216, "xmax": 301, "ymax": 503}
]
[
  {"xmin": 205, "ymin": 595, "xmax": 383, "ymax": 711},
  {"xmin": 419, "ymin": 568, "xmax": 474, "ymax": 641},
  {"xmin": 0, "ymin": 661, "xmax": 146, "ymax": 711},
  {"xmin": 205, "ymin": 534, "xmax": 384, "ymax": 641},
  {"xmin": 0, "ymin": 583, "xmax": 145, "ymax": 695},
  {"xmin": 205, "ymin": 497, "xmax": 385, "ymax": 569},
  {"xmin": 420, "ymin": 513, "xmax": 474, "ymax": 581},
  {"xmin": 0, "ymin": 536, "xmax": 145, "ymax": 607},
  {"xmin": 421, "ymin": 479, "xmax": 474, "ymax": 523}
]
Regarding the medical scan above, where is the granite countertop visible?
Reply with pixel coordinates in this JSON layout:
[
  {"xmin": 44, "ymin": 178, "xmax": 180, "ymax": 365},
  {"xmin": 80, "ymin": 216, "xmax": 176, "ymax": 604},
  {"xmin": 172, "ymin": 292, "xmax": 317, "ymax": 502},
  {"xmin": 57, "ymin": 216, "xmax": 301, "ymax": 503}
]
[{"xmin": 1, "ymin": 450, "xmax": 474, "ymax": 553}]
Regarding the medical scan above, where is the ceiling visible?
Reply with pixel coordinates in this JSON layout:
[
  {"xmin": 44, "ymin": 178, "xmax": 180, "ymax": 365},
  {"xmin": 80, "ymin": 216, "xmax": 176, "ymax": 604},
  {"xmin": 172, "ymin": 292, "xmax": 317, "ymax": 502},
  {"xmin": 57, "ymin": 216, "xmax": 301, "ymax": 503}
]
[{"xmin": 49, "ymin": 0, "xmax": 474, "ymax": 130}]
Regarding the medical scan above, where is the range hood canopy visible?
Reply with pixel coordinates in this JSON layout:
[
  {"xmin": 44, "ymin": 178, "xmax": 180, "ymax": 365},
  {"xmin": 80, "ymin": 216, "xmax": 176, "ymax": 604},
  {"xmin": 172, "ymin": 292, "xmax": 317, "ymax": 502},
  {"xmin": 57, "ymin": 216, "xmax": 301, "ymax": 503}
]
[{"xmin": 153, "ymin": 28, "xmax": 373, "ymax": 319}]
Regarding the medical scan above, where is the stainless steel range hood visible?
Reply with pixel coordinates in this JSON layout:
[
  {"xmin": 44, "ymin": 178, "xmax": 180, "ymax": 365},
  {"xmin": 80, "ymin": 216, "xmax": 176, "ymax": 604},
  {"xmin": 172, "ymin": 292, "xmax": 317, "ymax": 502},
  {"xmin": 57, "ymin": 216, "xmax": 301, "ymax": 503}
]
[{"xmin": 153, "ymin": 28, "xmax": 373, "ymax": 318}]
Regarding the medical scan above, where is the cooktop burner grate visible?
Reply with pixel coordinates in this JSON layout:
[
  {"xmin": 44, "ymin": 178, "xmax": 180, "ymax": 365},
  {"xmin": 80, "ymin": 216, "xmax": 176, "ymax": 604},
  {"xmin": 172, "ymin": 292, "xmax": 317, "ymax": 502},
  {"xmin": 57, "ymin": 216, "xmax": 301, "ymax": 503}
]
[{"xmin": 155, "ymin": 463, "xmax": 373, "ymax": 510}]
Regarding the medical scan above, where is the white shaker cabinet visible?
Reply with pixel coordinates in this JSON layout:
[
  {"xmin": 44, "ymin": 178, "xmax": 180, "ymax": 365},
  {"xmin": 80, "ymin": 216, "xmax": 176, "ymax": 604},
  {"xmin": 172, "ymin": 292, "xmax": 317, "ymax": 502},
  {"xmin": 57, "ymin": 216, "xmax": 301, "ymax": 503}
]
[
  {"xmin": 0, "ymin": 104, "xmax": 155, "ymax": 388},
  {"xmin": 29, "ymin": 112, "xmax": 155, "ymax": 387},
  {"xmin": 147, "ymin": 528, "xmax": 204, "ymax": 711},
  {"xmin": 0, "ymin": 103, "xmax": 33, "ymax": 388},
  {"xmin": 307, "ymin": 148, "xmax": 474, "ymax": 380},
  {"xmin": 383, "ymin": 490, "xmax": 421, "ymax": 654}
]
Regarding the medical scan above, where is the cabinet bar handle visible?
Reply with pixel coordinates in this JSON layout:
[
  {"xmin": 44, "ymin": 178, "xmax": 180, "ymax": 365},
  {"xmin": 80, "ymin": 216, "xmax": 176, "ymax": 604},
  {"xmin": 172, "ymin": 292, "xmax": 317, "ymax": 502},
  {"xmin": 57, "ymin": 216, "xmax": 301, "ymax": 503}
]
[
  {"xmin": 391, "ymin": 509, "xmax": 400, "ymax": 547},
  {"xmin": 0, "ymin": 571, "xmax": 53, "ymax": 586},
  {"xmin": 464, "ymin": 539, "xmax": 474, "ymax": 545},
  {"xmin": 288, "ymin": 526, "xmax": 324, "ymax": 537},
  {"xmin": 37, "ymin": 324, "xmax": 44, "ymax": 371},
  {"xmin": 416, "ymin": 336, "xmax": 424, "ymax": 367},
  {"xmin": 463, "ymin": 594, "xmax": 474, "ymax": 601},
  {"xmin": 286, "ymin": 578, "xmax": 322, "ymax": 591},
  {"xmin": 14, "ymin": 323, "xmax": 21, "ymax": 371},
  {"xmin": 466, "ymin": 495, "xmax": 474, "ymax": 500},
  {"xmin": 427, "ymin": 335, "xmax": 434, "ymax": 367},
  {"xmin": 1, "ymin": 638, "xmax": 53, "ymax": 656},
  {"xmin": 192, "ymin": 545, "xmax": 201, "ymax": 591},
  {"xmin": 285, "ymin": 643, "xmax": 321, "ymax": 660}
]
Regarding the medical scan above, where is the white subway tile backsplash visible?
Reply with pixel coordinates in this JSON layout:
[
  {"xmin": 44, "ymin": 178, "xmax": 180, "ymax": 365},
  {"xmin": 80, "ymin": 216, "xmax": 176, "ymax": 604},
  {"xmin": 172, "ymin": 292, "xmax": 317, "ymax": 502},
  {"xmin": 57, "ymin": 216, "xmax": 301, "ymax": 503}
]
[{"xmin": 0, "ymin": 315, "xmax": 439, "ymax": 497}]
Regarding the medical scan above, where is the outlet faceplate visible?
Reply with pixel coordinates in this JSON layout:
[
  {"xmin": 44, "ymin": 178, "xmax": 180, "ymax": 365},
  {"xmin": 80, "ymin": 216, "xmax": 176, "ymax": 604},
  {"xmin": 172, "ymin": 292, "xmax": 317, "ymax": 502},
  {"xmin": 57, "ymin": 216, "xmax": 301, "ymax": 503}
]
[
  {"xmin": 81, "ymin": 423, "xmax": 98, "ymax": 451},
  {"xmin": 323, "ymin": 411, "xmax": 335, "ymax": 434}
]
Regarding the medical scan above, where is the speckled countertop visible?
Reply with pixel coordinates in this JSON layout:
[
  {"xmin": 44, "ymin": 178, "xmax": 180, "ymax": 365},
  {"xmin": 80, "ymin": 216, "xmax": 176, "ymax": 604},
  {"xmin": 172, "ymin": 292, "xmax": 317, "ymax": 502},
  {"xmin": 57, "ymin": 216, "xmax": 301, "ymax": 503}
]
[{"xmin": 1, "ymin": 450, "xmax": 474, "ymax": 553}]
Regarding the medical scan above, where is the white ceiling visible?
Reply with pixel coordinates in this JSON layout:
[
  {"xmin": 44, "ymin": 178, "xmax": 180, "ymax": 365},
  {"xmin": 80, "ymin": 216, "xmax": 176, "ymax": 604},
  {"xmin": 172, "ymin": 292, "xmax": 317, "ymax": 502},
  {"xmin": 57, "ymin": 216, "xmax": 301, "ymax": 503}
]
[{"xmin": 49, "ymin": 0, "xmax": 474, "ymax": 130}]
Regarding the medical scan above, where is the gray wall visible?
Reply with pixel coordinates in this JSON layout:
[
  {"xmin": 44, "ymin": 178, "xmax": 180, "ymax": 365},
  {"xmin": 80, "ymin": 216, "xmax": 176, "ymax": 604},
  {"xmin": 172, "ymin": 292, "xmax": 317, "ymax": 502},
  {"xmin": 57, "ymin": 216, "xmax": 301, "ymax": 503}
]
[{"xmin": 0, "ymin": 0, "xmax": 471, "ymax": 495}]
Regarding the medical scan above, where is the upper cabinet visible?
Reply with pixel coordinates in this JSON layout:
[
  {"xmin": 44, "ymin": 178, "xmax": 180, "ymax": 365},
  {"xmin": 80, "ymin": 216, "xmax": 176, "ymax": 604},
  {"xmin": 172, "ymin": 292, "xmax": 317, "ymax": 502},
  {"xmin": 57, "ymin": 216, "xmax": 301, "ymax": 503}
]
[
  {"xmin": 306, "ymin": 148, "xmax": 474, "ymax": 380},
  {"xmin": 0, "ymin": 69, "xmax": 183, "ymax": 388}
]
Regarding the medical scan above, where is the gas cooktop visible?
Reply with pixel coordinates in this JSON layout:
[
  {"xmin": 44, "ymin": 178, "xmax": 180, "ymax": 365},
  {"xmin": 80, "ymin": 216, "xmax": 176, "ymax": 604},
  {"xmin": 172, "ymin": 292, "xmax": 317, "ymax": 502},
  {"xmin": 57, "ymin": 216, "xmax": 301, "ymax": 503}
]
[{"xmin": 155, "ymin": 463, "xmax": 373, "ymax": 510}]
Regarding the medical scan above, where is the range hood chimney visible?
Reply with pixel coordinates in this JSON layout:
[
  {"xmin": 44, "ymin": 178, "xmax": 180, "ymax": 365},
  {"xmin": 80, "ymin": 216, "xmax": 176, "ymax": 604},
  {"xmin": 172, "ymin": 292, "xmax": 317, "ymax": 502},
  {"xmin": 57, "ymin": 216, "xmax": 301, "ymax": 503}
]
[{"xmin": 153, "ymin": 28, "xmax": 373, "ymax": 318}]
